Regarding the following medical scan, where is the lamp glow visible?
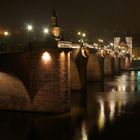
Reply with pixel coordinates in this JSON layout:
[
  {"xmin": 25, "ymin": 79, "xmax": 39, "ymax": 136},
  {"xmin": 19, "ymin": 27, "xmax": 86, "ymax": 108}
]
[
  {"xmin": 27, "ymin": 25, "xmax": 33, "ymax": 31},
  {"xmin": 42, "ymin": 51, "xmax": 51, "ymax": 63},
  {"xmin": 4, "ymin": 31, "xmax": 9, "ymax": 36},
  {"xmin": 43, "ymin": 28, "xmax": 49, "ymax": 34}
]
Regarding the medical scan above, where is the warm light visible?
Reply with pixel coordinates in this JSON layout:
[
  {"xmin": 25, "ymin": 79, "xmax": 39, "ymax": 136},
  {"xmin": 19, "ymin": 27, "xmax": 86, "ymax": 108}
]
[
  {"xmin": 98, "ymin": 100, "xmax": 105, "ymax": 131},
  {"xmin": 94, "ymin": 43, "xmax": 98, "ymax": 47},
  {"xmin": 110, "ymin": 43, "xmax": 114, "ymax": 46},
  {"xmin": 60, "ymin": 51, "xmax": 65, "ymax": 57},
  {"xmin": 81, "ymin": 121, "xmax": 88, "ymax": 140},
  {"xmin": 27, "ymin": 25, "xmax": 33, "ymax": 31},
  {"xmin": 109, "ymin": 101, "xmax": 115, "ymax": 121},
  {"xmin": 121, "ymin": 50, "xmax": 126, "ymax": 53},
  {"xmin": 100, "ymin": 49, "xmax": 104, "ymax": 57},
  {"xmin": 42, "ymin": 51, "xmax": 51, "ymax": 63},
  {"xmin": 82, "ymin": 33, "xmax": 86, "ymax": 37},
  {"xmin": 81, "ymin": 48, "xmax": 87, "ymax": 58},
  {"xmin": 43, "ymin": 28, "xmax": 49, "ymax": 34},
  {"xmin": 78, "ymin": 32, "xmax": 81, "ymax": 35},
  {"xmin": 4, "ymin": 31, "xmax": 9, "ymax": 36},
  {"xmin": 99, "ymin": 39, "xmax": 104, "ymax": 43}
]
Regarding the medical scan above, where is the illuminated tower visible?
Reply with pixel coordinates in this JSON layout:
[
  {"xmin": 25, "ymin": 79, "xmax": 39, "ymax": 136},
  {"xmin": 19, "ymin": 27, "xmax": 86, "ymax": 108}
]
[{"xmin": 51, "ymin": 7, "xmax": 61, "ymax": 40}]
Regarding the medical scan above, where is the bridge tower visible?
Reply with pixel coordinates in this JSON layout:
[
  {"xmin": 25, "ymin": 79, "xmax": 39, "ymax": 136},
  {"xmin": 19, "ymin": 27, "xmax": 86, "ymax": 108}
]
[{"xmin": 50, "ymin": 7, "xmax": 62, "ymax": 41}]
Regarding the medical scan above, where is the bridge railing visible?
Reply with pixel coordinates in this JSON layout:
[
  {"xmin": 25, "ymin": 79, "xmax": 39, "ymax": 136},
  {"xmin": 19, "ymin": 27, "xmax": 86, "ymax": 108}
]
[{"xmin": 57, "ymin": 41, "xmax": 94, "ymax": 49}]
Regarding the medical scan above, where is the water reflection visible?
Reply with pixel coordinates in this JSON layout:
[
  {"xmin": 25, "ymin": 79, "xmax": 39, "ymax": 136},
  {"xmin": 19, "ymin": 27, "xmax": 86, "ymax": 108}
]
[
  {"xmin": 81, "ymin": 121, "xmax": 88, "ymax": 140},
  {"xmin": 98, "ymin": 100, "xmax": 105, "ymax": 131},
  {"xmin": 109, "ymin": 101, "xmax": 115, "ymax": 121}
]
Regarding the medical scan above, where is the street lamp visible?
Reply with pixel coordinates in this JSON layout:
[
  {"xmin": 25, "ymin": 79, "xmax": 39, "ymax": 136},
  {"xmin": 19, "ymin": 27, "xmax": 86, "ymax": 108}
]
[
  {"xmin": 27, "ymin": 25, "xmax": 33, "ymax": 32},
  {"xmin": 43, "ymin": 28, "xmax": 49, "ymax": 35},
  {"xmin": 82, "ymin": 33, "xmax": 86, "ymax": 37},
  {"xmin": 78, "ymin": 32, "xmax": 81, "ymax": 35},
  {"xmin": 98, "ymin": 39, "xmax": 104, "ymax": 50},
  {"xmin": 77, "ymin": 32, "xmax": 87, "ymax": 44},
  {"xmin": 4, "ymin": 31, "xmax": 9, "ymax": 36}
]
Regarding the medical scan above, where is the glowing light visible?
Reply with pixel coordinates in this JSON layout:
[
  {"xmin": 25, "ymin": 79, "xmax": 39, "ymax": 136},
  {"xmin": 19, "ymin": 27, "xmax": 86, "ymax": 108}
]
[
  {"xmin": 110, "ymin": 43, "xmax": 114, "ymax": 46},
  {"xmin": 27, "ymin": 25, "xmax": 33, "ymax": 31},
  {"xmin": 43, "ymin": 28, "xmax": 49, "ymax": 34},
  {"xmin": 109, "ymin": 101, "xmax": 115, "ymax": 121},
  {"xmin": 94, "ymin": 43, "xmax": 98, "ymax": 47},
  {"xmin": 82, "ymin": 33, "xmax": 86, "ymax": 37},
  {"xmin": 42, "ymin": 51, "xmax": 51, "ymax": 63},
  {"xmin": 99, "ymin": 39, "xmax": 104, "ymax": 43},
  {"xmin": 100, "ymin": 49, "xmax": 104, "ymax": 57},
  {"xmin": 60, "ymin": 51, "xmax": 65, "ymax": 57},
  {"xmin": 121, "ymin": 50, "xmax": 125, "ymax": 53},
  {"xmin": 4, "ymin": 31, "xmax": 9, "ymax": 36},
  {"xmin": 81, "ymin": 48, "xmax": 87, "ymax": 57},
  {"xmin": 81, "ymin": 121, "xmax": 88, "ymax": 140},
  {"xmin": 98, "ymin": 100, "xmax": 105, "ymax": 131},
  {"xmin": 78, "ymin": 32, "xmax": 81, "ymax": 35}
]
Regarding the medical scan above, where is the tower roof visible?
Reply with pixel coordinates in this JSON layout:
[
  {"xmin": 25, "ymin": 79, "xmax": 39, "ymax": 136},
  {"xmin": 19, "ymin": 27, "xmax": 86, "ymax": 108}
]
[{"xmin": 51, "ymin": 6, "xmax": 57, "ymax": 17}]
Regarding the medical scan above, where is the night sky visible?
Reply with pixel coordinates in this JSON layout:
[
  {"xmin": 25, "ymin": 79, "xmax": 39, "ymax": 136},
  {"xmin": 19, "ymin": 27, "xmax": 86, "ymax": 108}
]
[{"xmin": 0, "ymin": 0, "xmax": 140, "ymax": 37}]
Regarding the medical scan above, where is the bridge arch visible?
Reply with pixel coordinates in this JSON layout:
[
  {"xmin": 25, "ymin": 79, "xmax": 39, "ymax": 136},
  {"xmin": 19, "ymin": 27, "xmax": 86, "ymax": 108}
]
[{"xmin": 0, "ymin": 72, "xmax": 31, "ymax": 111}]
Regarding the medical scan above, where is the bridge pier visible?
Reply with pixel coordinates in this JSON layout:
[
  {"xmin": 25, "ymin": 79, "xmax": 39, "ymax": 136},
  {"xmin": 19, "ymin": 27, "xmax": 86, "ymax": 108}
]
[
  {"xmin": 87, "ymin": 52, "xmax": 103, "ymax": 82},
  {"xmin": 70, "ymin": 47, "xmax": 88, "ymax": 91},
  {"xmin": 104, "ymin": 55, "xmax": 114, "ymax": 76},
  {"xmin": 114, "ymin": 56, "xmax": 121, "ymax": 74},
  {"xmin": 120, "ymin": 56, "xmax": 132, "ymax": 70},
  {"xmin": 70, "ymin": 48, "xmax": 81, "ymax": 90}
]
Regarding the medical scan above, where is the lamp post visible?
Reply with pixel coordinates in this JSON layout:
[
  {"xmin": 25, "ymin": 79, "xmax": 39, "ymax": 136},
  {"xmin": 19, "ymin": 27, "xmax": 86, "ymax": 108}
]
[
  {"xmin": 98, "ymin": 39, "xmax": 104, "ymax": 50},
  {"xmin": 4, "ymin": 31, "xmax": 9, "ymax": 36},
  {"xmin": 77, "ymin": 32, "xmax": 86, "ymax": 46},
  {"xmin": 26, "ymin": 24, "xmax": 34, "ymax": 40},
  {"xmin": 43, "ymin": 28, "xmax": 49, "ymax": 35},
  {"xmin": 27, "ymin": 25, "xmax": 33, "ymax": 32}
]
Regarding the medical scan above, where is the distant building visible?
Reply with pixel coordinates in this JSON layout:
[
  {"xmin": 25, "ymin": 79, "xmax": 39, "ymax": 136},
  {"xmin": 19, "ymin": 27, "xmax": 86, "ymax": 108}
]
[
  {"xmin": 114, "ymin": 34, "xmax": 140, "ymax": 60},
  {"xmin": 114, "ymin": 36, "xmax": 132, "ymax": 55}
]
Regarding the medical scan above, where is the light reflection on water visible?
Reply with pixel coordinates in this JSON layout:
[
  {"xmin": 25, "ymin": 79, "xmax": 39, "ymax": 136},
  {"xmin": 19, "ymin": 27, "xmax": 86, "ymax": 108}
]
[{"xmin": 1, "ymin": 52, "xmax": 140, "ymax": 139}]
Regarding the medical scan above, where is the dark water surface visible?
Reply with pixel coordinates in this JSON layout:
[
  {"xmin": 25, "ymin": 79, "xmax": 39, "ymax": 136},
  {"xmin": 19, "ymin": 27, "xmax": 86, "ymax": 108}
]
[{"xmin": 0, "ymin": 51, "xmax": 140, "ymax": 139}]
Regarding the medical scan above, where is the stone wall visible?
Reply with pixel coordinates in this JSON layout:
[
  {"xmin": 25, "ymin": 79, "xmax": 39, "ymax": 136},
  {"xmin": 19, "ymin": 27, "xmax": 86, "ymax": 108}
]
[{"xmin": 0, "ymin": 49, "xmax": 71, "ymax": 113}]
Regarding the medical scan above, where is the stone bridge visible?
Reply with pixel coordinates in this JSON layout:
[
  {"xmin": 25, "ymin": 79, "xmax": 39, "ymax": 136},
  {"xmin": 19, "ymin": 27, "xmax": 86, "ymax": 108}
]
[
  {"xmin": 0, "ymin": 42, "xmax": 131, "ymax": 113},
  {"xmin": 69, "ymin": 47, "xmax": 131, "ymax": 90}
]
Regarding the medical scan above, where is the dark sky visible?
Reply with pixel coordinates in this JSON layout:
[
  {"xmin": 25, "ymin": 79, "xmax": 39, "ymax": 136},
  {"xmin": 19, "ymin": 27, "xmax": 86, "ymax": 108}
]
[{"xmin": 0, "ymin": 0, "xmax": 140, "ymax": 35}]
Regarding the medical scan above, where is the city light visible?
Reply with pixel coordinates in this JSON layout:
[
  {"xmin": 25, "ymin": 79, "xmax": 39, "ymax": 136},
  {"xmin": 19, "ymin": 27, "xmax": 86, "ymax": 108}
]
[
  {"xmin": 42, "ymin": 51, "xmax": 51, "ymax": 63},
  {"xmin": 78, "ymin": 32, "xmax": 81, "ymax": 35},
  {"xmin": 98, "ymin": 100, "xmax": 105, "ymax": 131},
  {"xmin": 43, "ymin": 28, "xmax": 49, "ymax": 34},
  {"xmin": 98, "ymin": 39, "xmax": 104, "ymax": 43},
  {"xmin": 110, "ymin": 43, "xmax": 114, "ymax": 46},
  {"xmin": 27, "ymin": 25, "xmax": 33, "ymax": 31},
  {"xmin": 4, "ymin": 31, "xmax": 9, "ymax": 36},
  {"xmin": 82, "ymin": 33, "xmax": 86, "ymax": 37},
  {"xmin": 77, "ymin": 31, "xmax": 87, "ymax": 44}
]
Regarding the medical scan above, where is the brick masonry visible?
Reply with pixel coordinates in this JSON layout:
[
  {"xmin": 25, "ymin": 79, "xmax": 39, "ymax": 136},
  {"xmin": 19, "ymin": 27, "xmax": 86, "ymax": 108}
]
[{"xmin": 0, "ymin": 49, "xmax": 71, "ymax": 113}]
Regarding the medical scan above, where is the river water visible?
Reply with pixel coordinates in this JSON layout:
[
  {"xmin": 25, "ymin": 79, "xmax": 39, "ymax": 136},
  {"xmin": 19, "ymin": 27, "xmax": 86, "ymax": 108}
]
[{"xmin": 0, "ymin": 51, "xmax": 140, "ymax": 140}]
